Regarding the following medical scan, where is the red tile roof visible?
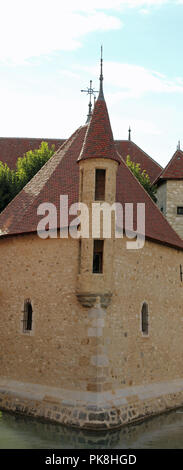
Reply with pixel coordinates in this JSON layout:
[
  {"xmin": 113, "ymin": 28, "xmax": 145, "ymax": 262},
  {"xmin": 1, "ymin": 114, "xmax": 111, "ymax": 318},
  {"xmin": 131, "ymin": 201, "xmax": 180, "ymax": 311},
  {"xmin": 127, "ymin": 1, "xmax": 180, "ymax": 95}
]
[
  {"xmin": 78, "ymin": 98, "xmax": 121, "ymax": 164},
  {"xmin": 0, "ymin": 137, "xmax": 65, "ymax": 170},
  {"xmin": 115, "ymin": 140, "xmax": 162, "ymax": 184},
  {"xmin": 0, "ymin": 122, "xmax": 183, "ymax": 251},
  {"xmin": 116, "ymin": 152, "xmax": 183, "ymax": 250},
  {"xmin": 0, "ymin": 138, "xmax": 162, "ymax": 182},
  {"xmin": 154, "ymin": 149, "xmax": 183, "ymax": 184},
  {"xmin": 0, "ymin": 126, "xmax": 87, "ymax": 236}
]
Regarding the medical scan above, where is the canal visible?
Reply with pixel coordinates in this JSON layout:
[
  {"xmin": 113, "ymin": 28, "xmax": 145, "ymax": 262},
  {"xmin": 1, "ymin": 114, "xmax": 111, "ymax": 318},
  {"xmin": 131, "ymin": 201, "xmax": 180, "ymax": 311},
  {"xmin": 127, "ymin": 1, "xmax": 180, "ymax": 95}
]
[{"xmin": 0, "ymin": 408, "xmax": 183, "ymax": 449}]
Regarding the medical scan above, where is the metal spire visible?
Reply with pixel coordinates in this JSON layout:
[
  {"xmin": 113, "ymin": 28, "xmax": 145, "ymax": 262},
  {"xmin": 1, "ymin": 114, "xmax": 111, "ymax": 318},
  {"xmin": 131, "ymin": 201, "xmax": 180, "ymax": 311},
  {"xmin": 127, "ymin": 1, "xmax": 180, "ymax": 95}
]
[
  {"xmin": 98, "ymin": 45, "xmax": 104, "ymax": 100},
  {"xmin": 177, "ymin": 140, "xmax": 181, "ymax": 150},
  {"xmin": 81, "ymin": 80, "xmax": 98, "ymax": 123},
  {"xmin": 128, "ymin": 126, "xmax": 131, "ymax": 141}
]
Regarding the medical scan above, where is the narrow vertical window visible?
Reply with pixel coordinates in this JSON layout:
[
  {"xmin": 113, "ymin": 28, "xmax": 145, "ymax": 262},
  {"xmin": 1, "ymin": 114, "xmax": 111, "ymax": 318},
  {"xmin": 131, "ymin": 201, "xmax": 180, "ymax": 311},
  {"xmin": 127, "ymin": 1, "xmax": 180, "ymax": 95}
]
[
  {"xmin": 95, "ymin": 169, "xmax": 106, "ymax": 201},
  {"xmin": 80, "ymin": 169, "xmax": 83, "ymax": 202},
  {"xmin": 141, "ymin": 302, "xmax": 148, "ymax": 335},
  {"xmin": 180, "ymin": 264, "xmax": 183, "ymax": 282},
  {"xmin": 23, "ymin": 299, "xmax": 33, "ymax": 332},
  {"xmin": 93, "ymin": 240, "xmax": 104, "ymax": 273},
  {"xmin": 78, "ymin": 240, "xmax": 81, "ymax": 274}
]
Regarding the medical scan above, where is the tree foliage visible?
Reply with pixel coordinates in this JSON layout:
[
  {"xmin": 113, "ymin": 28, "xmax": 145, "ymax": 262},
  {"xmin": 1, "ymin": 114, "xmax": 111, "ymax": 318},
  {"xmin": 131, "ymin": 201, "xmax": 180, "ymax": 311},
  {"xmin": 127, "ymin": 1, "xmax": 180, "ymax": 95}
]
[
  {"xmin": 0, "ymin": 163, "xmax": 18, "ymax": 213},
  {"xmin": 126, "ymin": 155, "xmax": 157, "ymax": 202},
  {"xmin": 0, "ymin": 142, "xmax": 55, "ymax": 213}
]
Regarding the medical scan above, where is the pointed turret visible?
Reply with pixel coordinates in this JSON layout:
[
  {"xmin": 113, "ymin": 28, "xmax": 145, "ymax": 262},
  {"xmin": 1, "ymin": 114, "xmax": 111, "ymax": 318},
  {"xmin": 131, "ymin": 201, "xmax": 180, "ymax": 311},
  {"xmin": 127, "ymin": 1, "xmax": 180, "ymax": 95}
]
[{"xmin": 78, "ymin": 48, "xmax": 121, "ymax": 164}]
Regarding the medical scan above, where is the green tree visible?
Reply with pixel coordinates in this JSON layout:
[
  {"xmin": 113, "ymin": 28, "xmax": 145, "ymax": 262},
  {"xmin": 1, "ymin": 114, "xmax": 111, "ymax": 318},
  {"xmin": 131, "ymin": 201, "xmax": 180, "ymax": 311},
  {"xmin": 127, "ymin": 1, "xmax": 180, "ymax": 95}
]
[
  {"xmin": 0, "ymin": 163, "xmax": 17, "ymax": 213},
  {"xmin": 16, "ymin": 142, "xmax": 55, "ymax": 192},
  {"xmin": 0, "ymin": 142, "xmax": 55, "ymax": 213},
  {"xmin": 126, "ymin": 155, "xmax": 157, "ymax": 203}
]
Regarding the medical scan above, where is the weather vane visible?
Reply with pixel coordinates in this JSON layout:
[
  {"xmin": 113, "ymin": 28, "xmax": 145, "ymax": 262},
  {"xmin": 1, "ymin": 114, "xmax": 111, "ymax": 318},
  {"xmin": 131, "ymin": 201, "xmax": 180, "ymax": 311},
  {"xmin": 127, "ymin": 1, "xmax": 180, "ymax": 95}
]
[{"xmin": 81, "ymin": 80, "xmax": 98, "ymax": 123}]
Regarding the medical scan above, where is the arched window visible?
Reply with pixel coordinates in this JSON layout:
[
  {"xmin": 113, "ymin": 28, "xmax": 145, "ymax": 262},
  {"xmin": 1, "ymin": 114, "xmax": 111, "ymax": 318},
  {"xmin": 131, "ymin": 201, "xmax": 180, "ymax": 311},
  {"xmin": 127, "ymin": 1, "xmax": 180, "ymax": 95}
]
[
  {"xmin": 141, "ymin": 302, "xmax": 148, "ymax": 335},
  {"xmin": 23, "ymin": 299, "xmax": 33, "ymax": 332}
]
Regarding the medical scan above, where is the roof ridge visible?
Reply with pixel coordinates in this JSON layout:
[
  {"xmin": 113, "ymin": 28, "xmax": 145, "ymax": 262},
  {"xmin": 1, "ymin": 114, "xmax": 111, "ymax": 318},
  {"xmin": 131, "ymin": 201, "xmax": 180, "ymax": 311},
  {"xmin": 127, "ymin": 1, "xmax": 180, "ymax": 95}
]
[
  {"xmin": 115, "ymin": 139, "xmax": 162, "ymax": 170},
  {"xmin": 0, "ymin": 126, "xmax": 85, "ymax": 236}
]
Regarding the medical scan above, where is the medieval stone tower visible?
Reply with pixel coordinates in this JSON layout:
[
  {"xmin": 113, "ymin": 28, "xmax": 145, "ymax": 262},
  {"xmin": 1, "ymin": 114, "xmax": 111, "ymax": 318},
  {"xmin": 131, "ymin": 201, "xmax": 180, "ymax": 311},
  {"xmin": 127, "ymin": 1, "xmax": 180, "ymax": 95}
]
[
  {"xmin": 1, "ymin": 53, "xmax": 183, "ymax": 430},
  {"xmin": 76, "ymin": 54, "xmax": 121, "ymax": 394}
]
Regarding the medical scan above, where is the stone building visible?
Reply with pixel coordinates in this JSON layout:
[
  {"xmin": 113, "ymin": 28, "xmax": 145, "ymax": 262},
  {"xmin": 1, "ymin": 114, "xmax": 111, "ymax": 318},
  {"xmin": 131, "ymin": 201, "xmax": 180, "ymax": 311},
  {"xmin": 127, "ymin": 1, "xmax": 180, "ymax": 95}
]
[
  {"xmin": 155, "ymin": 146, "xmax": 183, "ymax": 240},
  {"xmin": 0, "ymin": 59, "xmax": 183, "ymax": 430}
]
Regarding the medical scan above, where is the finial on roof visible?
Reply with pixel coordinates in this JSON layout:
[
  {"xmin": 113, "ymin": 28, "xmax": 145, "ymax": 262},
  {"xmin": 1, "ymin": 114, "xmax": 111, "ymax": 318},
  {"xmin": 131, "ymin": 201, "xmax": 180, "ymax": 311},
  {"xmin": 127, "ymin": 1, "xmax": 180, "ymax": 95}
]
[
  {"xmin": 177, "ymin": 140, "xmax": 181, "ymax": 150},
  {"xmin": 98, "ymin": 45, "xmax": 104, "ymax": 100},
  {"xmin": 81, "ymin": 80, "xmax": 98, "ymax": 123},
  {"xmin": 128, "ymin": 126, "xmax": 131, "ymax": 141}
]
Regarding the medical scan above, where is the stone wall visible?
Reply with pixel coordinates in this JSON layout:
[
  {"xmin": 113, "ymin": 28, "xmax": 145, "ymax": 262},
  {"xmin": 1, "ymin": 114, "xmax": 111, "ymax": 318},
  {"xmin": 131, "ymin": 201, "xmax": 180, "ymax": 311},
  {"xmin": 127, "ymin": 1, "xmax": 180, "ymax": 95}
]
[
  {"xmin": 156, "ymin": 181, "xmax": 167, "ymax": 215},
  {"xmin": 1, "ymin": 230, "xmax": 183, "ymax": 428},
  {"xmin": 0, "ymin": 233, "xmax": 99, "ymax": 392},
  {"xmin": 166, "ymin": 180, "xmax": 183, "ymax": 239},
  {"xmin": 106, "ymin": 237, "xmax": 183, "ymax": 390},
  {"xmin": 1, "ymin": 377, "xmax": 183, "ymax": 430}
]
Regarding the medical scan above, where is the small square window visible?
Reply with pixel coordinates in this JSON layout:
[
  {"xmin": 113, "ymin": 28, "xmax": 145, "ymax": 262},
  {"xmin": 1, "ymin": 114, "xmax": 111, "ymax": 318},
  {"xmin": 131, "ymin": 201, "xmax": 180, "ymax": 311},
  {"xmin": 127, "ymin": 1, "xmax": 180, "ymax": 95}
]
[{"xmin": 177, "ymin": 206, "xmax": 183, "ymax": 215}]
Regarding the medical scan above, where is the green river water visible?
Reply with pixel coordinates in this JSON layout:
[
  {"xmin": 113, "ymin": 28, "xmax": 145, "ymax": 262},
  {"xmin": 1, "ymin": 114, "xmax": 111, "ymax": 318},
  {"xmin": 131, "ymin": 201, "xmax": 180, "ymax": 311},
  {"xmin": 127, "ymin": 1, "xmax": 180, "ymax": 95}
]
[{"xmin": 0, "ymin": 408, "xmax": 183, "ymax": 449}]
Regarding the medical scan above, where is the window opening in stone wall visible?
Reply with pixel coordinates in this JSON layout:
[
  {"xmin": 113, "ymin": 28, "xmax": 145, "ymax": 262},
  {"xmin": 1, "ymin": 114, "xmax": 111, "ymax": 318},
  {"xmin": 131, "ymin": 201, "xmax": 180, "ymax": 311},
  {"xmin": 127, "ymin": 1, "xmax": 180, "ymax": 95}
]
[
  {"xmin": 78, "ymin": 240, "xmax": 82, "ymax": 274},
  {"xmin": 95, "ymin": 169, "xmax": 106, "ymax": 201},
  {"xmin": 177, "ymin": 206, "xmax": 183, "ymax": 215},
  {"xmin": 80, "ymin": 169, "xmax": 83, "ymax": 202},
  {"xmin": 23, "ymin": 299, "xmax": 33, "ymax": 332},
  {"xmin": 180, "ymin": 264, "xmax": 183, "ymax": 282},
  {"xmin": 141, "ymin": 302, "xmax": 148, "ymax": 335},
  {"xmin": 93, "ymin": 240, "xmax": 104, "ymax": 273}
]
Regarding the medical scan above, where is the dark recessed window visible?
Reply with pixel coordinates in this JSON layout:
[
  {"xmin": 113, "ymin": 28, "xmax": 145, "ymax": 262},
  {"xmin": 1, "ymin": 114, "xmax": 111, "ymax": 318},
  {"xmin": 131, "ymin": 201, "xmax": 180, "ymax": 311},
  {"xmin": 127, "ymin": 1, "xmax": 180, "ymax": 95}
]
[
  {"xmin": 80, "ymin": 170, "xmax": 83, "ymax": 201},
  {"xmin": 93, "ymin": 240, "xmax": 104, "ymax": 273},
  {"xmin": 95, "ymin": 169, "xmax": 106, "ymax": 201},
  {"xmin": 177, "ymin": 206, "xmax": 183, "ymax": 215},
  {"xmin": 23, "ymin": 299, "xmax": 33, "ymax": 332},
  {"xmin": 160, "ymin": 207, "xmax": 164, "ymax": 213},
  {"xmin": 180, "ymin": 264, "xmax": 183, "ymax": 282},
  {"xmin": 141, "ymin": 302, "xmax": 148, "ymax": 335},
  {"xmin": 78, "ymin": 240, "xmax": 81, "ymax": 274}
]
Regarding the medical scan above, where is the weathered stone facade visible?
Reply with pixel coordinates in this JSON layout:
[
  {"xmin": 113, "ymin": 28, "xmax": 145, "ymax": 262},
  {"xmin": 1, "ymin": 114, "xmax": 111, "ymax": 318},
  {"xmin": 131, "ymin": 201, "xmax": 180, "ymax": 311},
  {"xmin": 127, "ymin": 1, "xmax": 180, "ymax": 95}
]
[
  {"xmin": 156, "ymin": 181, "xmax": 167, "ymax": 216},
  {"xmin": 0, "ymin": 229, "xmax": 183, "ymax": 429},
  {"xmin": 157, "ymin": 180, "xmax": 183, "ymax": 239},
  {"xmin": 1, "ymin": 75, "xmax": 183, "ymax": 430}
]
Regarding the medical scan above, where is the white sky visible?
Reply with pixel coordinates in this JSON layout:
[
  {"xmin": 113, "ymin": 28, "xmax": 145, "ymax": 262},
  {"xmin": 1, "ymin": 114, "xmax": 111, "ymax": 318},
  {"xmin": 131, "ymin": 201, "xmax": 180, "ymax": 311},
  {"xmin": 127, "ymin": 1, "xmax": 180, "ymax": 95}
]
[{"xmin": 0, "ymin": 0, "xmax": 183, "ymax": 167}]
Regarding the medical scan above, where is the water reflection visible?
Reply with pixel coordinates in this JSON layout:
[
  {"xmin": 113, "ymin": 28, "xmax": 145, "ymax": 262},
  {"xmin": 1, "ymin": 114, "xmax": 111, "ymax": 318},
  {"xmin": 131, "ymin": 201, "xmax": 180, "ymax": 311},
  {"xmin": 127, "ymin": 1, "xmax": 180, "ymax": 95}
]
[{"xmin": 0, "ymin": 409, "xmax": 183, "ymax": 449}]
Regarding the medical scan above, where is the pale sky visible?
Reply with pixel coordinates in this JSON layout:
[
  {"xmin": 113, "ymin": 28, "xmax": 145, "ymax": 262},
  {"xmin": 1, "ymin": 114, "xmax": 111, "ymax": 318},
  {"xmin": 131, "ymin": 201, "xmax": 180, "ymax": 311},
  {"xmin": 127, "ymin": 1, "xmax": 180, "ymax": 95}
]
[{"xmin": 0, "ymin": 0, "xmax": 183, "ymax": 167}]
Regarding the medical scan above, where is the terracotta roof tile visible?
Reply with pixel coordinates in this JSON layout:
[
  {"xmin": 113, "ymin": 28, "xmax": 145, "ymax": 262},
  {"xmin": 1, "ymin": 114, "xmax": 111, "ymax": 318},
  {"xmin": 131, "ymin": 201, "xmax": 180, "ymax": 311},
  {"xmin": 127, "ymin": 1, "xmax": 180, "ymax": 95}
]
[
  {"xmin": 154, "ymin": 149, "xmax": 183, "ymax": 184},
  {"xmin": 0, "ymin": 138, "xmax": 162, "ymax": 183},
  {"xmin": 0, "ymin": 124, "xmax": 183, "ymax": 251},
  {"xmin": 115, "ymin": 140, "xmax": 162, "ymax": 183},
  {"xmin": 0, "ymin": 96, "xmax": 183, "ymax": 251},
  {"xmin": 0, "ymin": 137, "xmax": 64, "ymax": 169},
  {"xmin": 78, "ymin": 98, "xmax": 121, "ymax": 164},
  {"xmin": 116, "ymin": 153, "xmax": 183, "ymax": 250},
  {"xmin": 0, "ymin": 126, "xmax": 87, "ymax": 236}
]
